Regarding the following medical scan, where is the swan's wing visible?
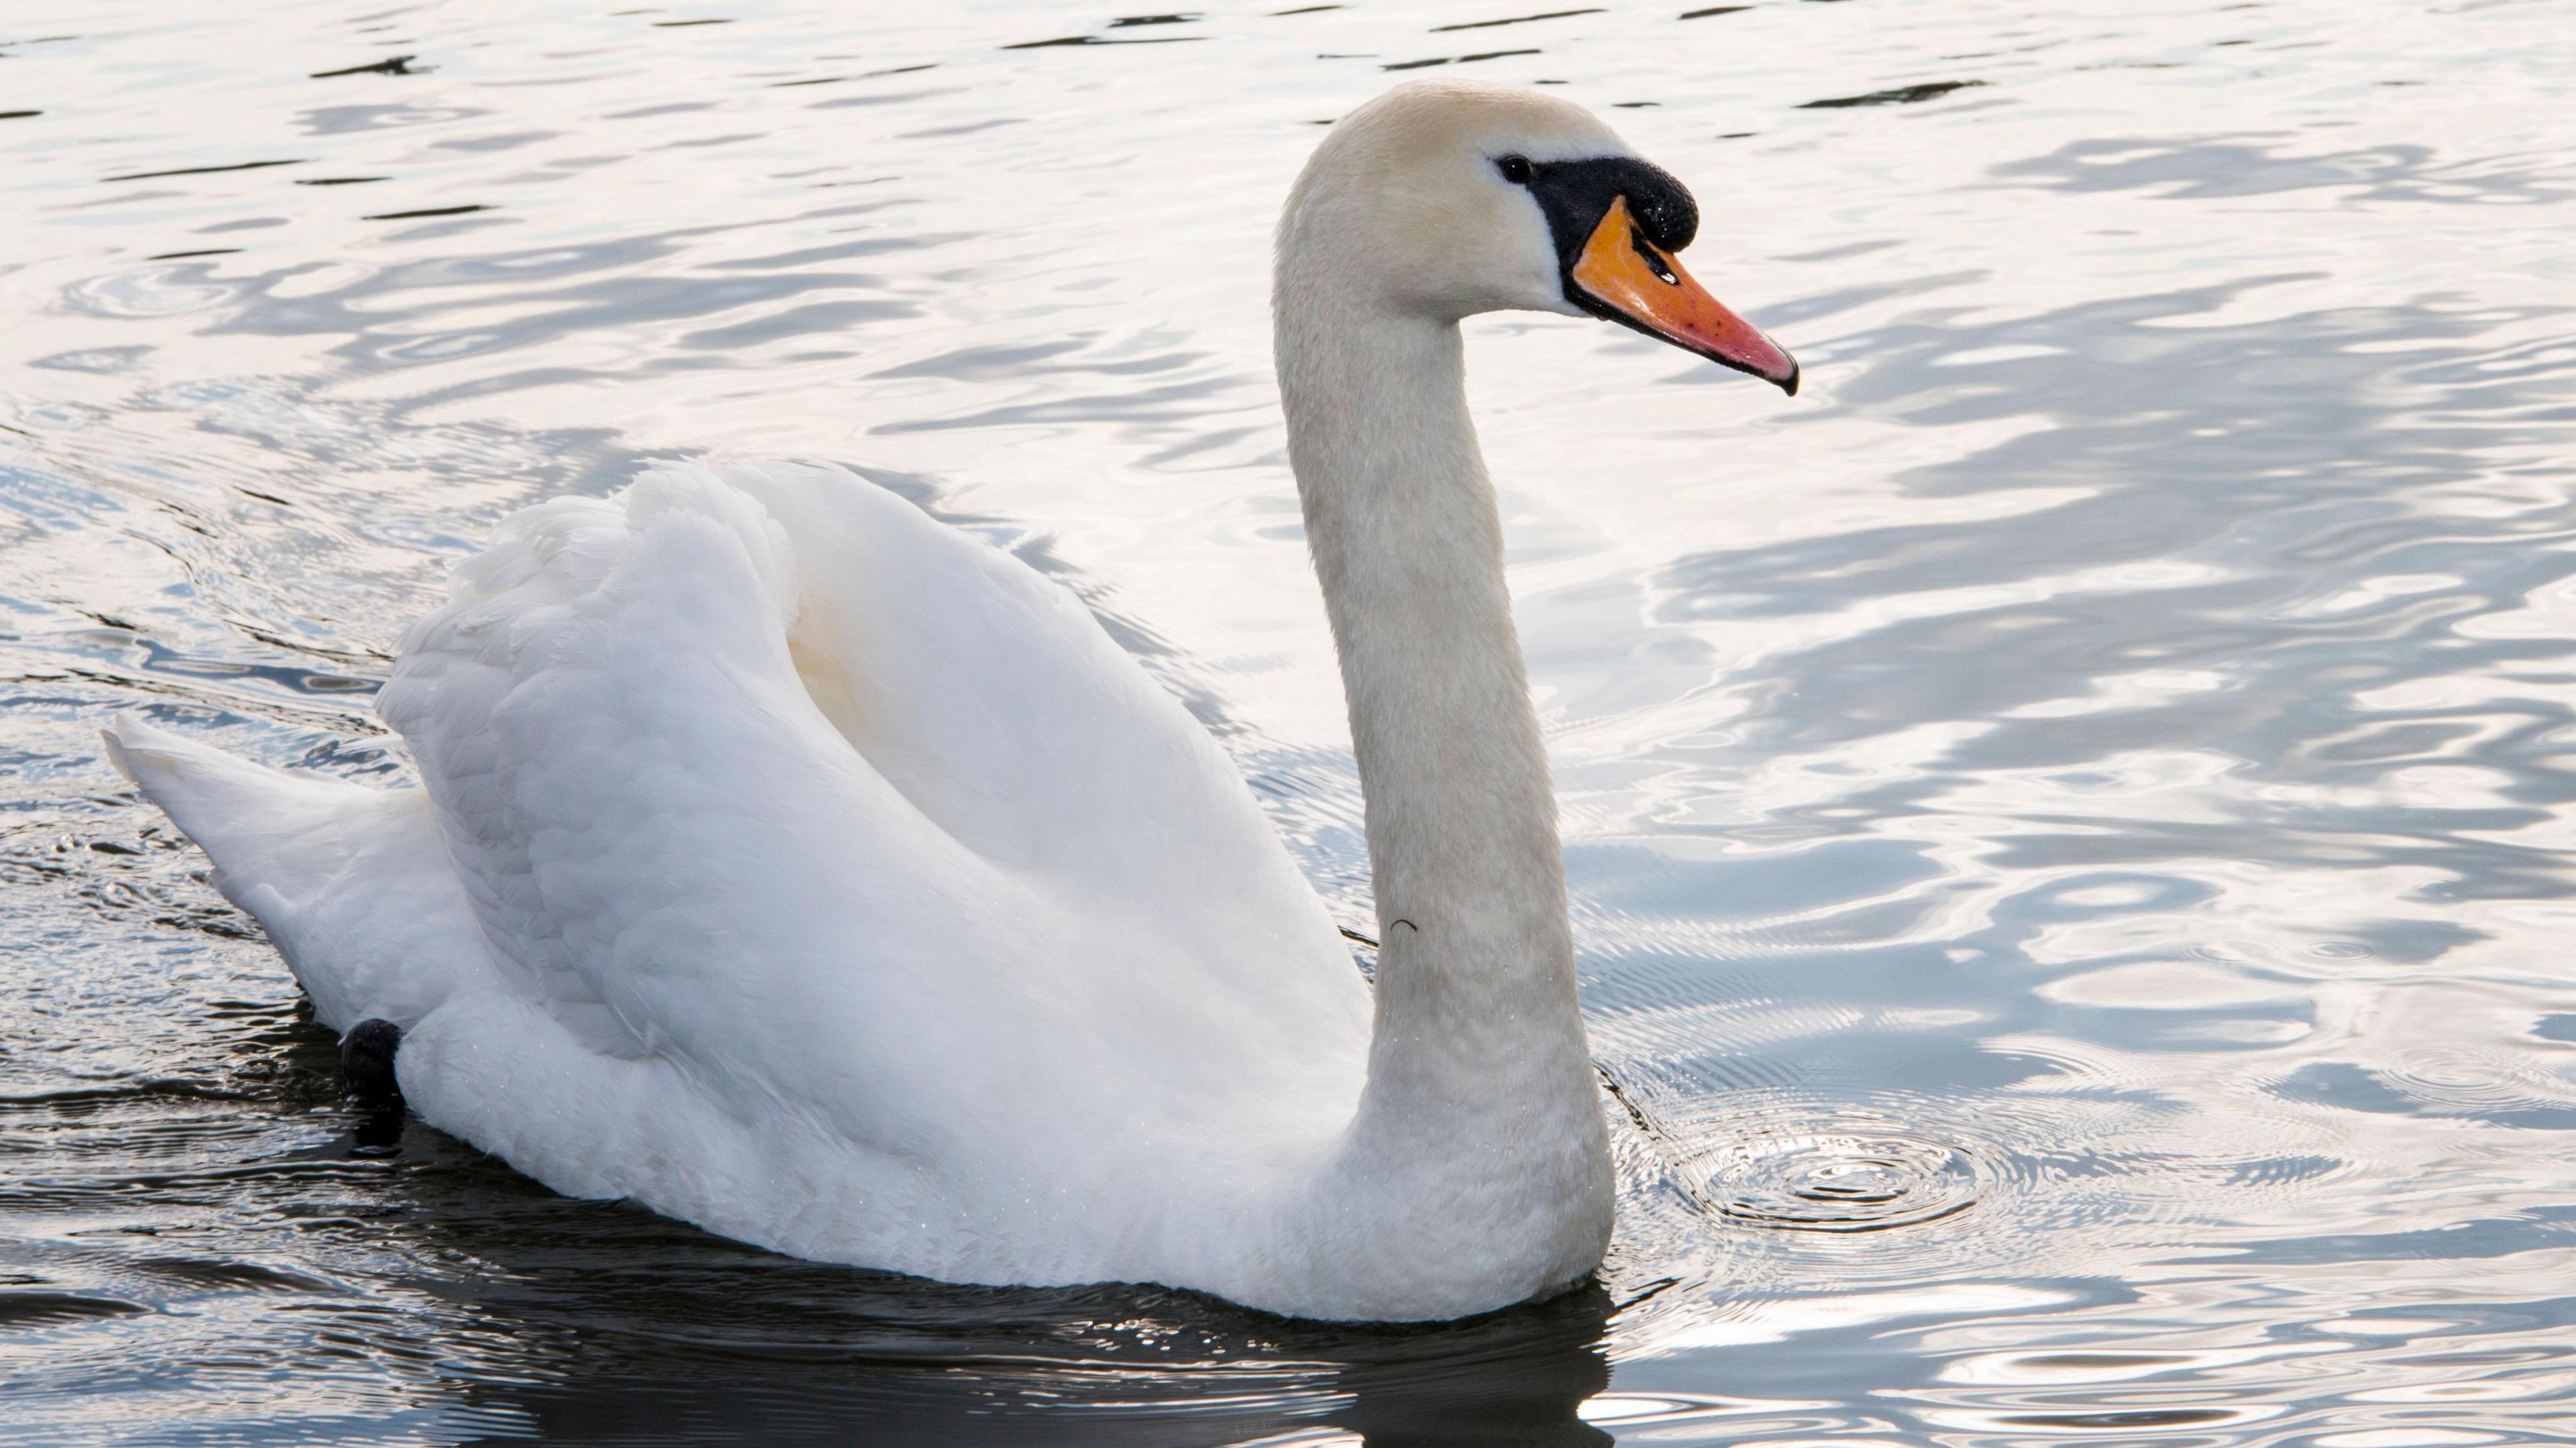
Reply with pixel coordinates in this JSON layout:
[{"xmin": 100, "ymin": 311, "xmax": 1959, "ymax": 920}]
[
  {"xmin": 101, "ymin": 718, "xmax": 502, "ymax": 1032},
  {"xmin": 727, "ymin": 461, "xmax": 1336, "ymax": 950},
  {"xmin": 375, "ymin": 477, "xmax": 903, "ymax": 1064},
  {"xmin": 375, "ymin": 464, "xmax": 1367, "ymax": 1129}
]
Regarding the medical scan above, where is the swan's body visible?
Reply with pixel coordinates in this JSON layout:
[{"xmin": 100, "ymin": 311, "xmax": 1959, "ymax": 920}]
[{"xmin": 107, "ymin": 81, "xmax": 1792, "ymax": 1321}]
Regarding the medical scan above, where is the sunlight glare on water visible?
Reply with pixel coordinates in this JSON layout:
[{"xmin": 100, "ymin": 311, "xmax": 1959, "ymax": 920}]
[{"xmin": 3, "ymin": 0, "xmax": 2575, "ymax": 1443}]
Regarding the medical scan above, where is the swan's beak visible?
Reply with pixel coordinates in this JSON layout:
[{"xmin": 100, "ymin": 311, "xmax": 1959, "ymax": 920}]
[{"xmin": 1568, "ymin": 197, "xmax": 1800, "ymax": 396}]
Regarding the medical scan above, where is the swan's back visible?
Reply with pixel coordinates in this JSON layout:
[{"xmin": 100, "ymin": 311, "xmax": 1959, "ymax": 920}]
[{"xmin": 738, "ymin": 465, "xmax": 1328, "ymax": 938}]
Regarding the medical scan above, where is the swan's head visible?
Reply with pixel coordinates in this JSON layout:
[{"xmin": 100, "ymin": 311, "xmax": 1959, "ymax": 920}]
[{"xmin": 1280, "ymin": 80, "xmax": 1796, "ymax": 394}]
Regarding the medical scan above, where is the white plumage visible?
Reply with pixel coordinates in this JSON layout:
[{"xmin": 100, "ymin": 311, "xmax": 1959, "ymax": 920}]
[{"xmin": 113, "ymin": 461, "xmax": 1378, "ymax": 1289}]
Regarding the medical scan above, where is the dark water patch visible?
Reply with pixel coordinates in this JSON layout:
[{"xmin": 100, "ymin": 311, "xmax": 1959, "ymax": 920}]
[
  {"xmin": 1680, "ymin": 5, "xmax": 1750, "ymax": 16},
  {"xmin": 433, "ymin": 129, "xmax": 559, "ymax": 154},
  {"xmin": 895, "ymin": 118, "xmax": 1022, "ymax": 140},
  {"xmin": 361, "ymin": 204, "xmax": 493, "ymax": 220},
  {"xmin": 1800, "ymin": 79, "xmax": 1985, "ymax": 108},
  {"xmin": 1001, "ymin": 34, "xmax": 1200, "ymax": 49},
  {"xmin": 309, "ymin": 55, "xmax": 423, "ymax": 78},
  {"xmin": 101, "ymin": 159, "xmax": 305, "ymax": 183},
  {"xmin": 1430, "ymin": 9, "xmax": 1604, "ymax": 31},
  {"xmin": 1383, "ymin": 48, "xmax": 1540, "ymax": 70},
  {"xmin": 126, "ymin": 1256, "xmax": 336, "ymax": 1293},
  {"xmin": 0, "ymin": 1292, "xmax": 150, "ymax": 1328},
  {"xmin": 2002, "ymin": 1406, "xmax": 2244, "ymax": 1429},
  {"xmin": 808, "ymin": 87, "xmax": 959, "ymax": 111},
  {"xmin": 144, "ymin": 249, "xmax": 242, "ymax": 262}
]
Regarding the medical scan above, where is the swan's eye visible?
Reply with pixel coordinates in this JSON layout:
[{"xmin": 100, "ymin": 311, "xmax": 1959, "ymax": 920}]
[{"xmin": 1495, "ymin": 154, "xmax": 1533, "ymax": 184}]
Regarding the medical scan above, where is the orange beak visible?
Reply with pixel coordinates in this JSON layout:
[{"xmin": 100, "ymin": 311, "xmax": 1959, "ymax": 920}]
[{"xmin": 1568, "ymin": 197, "xmax": 1799, "ymax": 394}]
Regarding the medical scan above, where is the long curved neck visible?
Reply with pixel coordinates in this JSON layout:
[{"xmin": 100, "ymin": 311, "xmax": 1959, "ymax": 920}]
[
  {"xmin": 1280, "ymin": 298, "xmax": 1576, "ymax": 1059},
  {"xmin": 1275, "ymin": 268, "xmax": 1609, "ymax": 1308}
]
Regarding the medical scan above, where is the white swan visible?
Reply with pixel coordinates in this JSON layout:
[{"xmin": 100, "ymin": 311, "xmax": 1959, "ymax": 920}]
[{"xmin": 104, "ymin": 80, "xmax": 1795, "ymax": 1323}]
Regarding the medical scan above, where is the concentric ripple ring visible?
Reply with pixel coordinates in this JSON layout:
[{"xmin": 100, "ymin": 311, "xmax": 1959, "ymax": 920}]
[{"xmin": 1686, "ymin": 1123, "xmax": 1984, "ymax": 1233}]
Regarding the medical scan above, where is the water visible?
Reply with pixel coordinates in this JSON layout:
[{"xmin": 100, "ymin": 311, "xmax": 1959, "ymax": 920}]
[{"xmin": 4, "ymin": 0, "xmax": 2573, "ymax": 1441}]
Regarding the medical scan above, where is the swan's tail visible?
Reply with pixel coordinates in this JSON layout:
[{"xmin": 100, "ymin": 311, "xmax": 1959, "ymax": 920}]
[
  {"xmin": 103, "ymin": 716, "xmax": 349, "ymax": 865},
  {"xmin": 102, "ymin": 716, "xmax": 498, "ymax": 1032}
]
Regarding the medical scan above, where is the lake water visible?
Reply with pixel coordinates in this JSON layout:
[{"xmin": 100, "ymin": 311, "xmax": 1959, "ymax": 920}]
[{"xmin": 5, "ymin": 0, "xmax": 2575, "ymax": 1442}]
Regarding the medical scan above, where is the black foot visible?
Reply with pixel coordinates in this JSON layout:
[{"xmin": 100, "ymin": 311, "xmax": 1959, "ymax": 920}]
[{"xmin": 341, "ymin": 1018, "xmax": 405, "ymax": 1116}]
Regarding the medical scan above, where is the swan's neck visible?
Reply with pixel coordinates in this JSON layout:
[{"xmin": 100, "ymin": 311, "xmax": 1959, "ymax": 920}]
[{"xmin": 1276, "ymin": 278, "xmax": 1609, "ymax": 1296}]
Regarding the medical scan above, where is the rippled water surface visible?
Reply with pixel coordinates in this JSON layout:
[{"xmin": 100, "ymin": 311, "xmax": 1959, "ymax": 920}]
[{"xmin": 7, "ymin": 0, "xmax": 2575, "ymax": 1442}]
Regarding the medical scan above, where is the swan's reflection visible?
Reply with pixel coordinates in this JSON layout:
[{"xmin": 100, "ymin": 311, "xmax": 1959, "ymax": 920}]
[
  {"xmin": 1316, "ymin": 1286, "xmax": 1613, "ymax": 1448},
  {"xmin": 392, "ymin": 1125, "xmax": 1611, "ymax": 1446},
  {"xmin": 445, "ymin": 1281, "xmax": 1615, "ymax": 1446}
]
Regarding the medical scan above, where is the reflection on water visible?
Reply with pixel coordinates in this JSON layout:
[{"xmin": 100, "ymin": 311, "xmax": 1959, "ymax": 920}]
[{"xmin": 5, "ymin": 0, "xmax": 2575, "ymax": 1443}]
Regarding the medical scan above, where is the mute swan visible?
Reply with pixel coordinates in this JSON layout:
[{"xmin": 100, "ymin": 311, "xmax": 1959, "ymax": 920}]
[{"xmin": 104, "ymin": 80, "xmax": 1795, "ymax": 1323}]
